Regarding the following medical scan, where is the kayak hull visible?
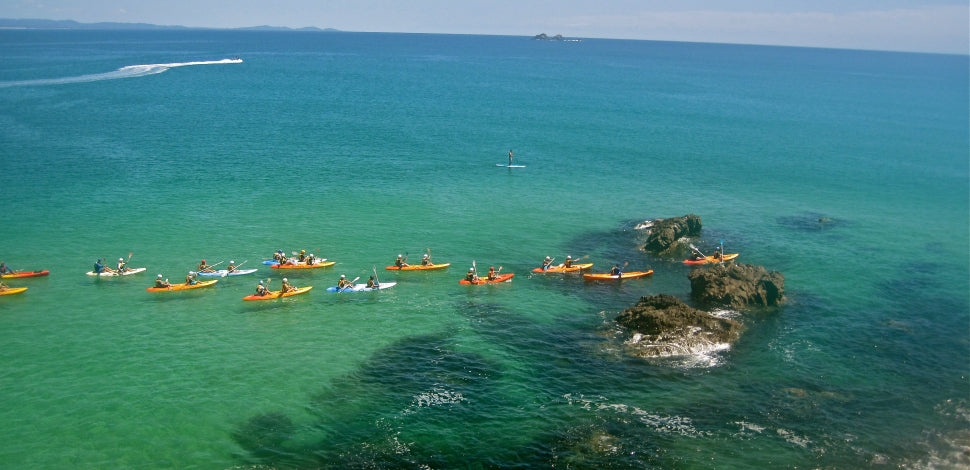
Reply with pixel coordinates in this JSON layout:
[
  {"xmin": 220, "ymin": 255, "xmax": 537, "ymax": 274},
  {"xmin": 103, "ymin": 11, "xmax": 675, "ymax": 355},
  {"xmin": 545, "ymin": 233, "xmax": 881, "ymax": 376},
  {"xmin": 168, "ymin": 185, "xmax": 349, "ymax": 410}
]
[
  {"xmin": 271, "ymin": 261, "xmax": 336, "ymax": 269},
  {"xmin": 531, "ymin": 263, "xmax": 593, "ymax": 274},
  {"xmin": 197, "ymin": 268, "xmax": 258, "ymax": 277},
  {"xmin": 326, "ymin": 282, "xmax": 397, "ymax": 292},
  {"xmin": 1, "ymin": 270, "xmax": 50, "ymax": 279},
  {"xmin": 583, "ymin": 270, "xmax": 654, "ymax": 281},
  {"xmin": 243, "ymin": 286, "xmax": 313, "ymax": 300},
  {"xmin": 683, "ymin": 253, "xmax": 739, "ymax": 265},
  {"xmin": 86, "ymin": 267, "xmax": 147, "ymax": 277},
  {"xmin": 0, "ymin": 287, "xmax": 28, "ymax": 296},
  {"xmin": 460, "ymin": 273, "xmax": 515, "ymax": 285},
  {"xmin": 384, "ymin": 263, "xmax": 450, "ymax": 271},
  {"xmin": 146, "ymin": 279, "xmax": 218, "ymax": 292}
]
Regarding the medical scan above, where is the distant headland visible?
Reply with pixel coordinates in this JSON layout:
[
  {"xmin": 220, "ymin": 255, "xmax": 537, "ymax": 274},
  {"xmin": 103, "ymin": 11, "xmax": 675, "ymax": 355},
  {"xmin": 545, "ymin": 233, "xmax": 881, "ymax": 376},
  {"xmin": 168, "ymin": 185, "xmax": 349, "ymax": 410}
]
[
  {"xmin": 0, "ymin": 18, "xmax": 338, "ymax": 32},
  {"xmin": 533, "ymin": 33, "xmax": 581, "ymax": 42}
]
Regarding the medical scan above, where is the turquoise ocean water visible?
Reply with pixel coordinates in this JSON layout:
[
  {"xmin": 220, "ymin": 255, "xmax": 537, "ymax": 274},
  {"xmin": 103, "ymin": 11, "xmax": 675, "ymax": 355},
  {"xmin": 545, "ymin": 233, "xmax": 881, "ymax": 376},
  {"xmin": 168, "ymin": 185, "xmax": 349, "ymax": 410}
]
[{"xmin": 0, "ymin": 30, "xmax": 967, "ymax": 468}]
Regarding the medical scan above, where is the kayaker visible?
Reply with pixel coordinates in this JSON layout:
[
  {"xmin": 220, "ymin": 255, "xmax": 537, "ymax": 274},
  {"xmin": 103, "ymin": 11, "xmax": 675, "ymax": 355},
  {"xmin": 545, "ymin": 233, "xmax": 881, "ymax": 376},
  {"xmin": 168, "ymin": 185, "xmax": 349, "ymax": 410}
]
[
  {"xmin": 713, "ymin": 246, "xmax": 723, "ymax": 261},
  {"xmin": 508, "ymin": 149, "xmax": 514, "ymax": 165},
  {"xmin": 117, "ymin": 257, "xmax": 129, "ymax": 273},
  {"xmin": 255, "ymin": 280, "xmax": 269, "ymax": 296},
  {"xmin": 306, "ymin": 253, "xmax": 316, "ymax": 265},
  {"xmin": 93, "ymin": 258, "xmax": 114, "ymax": 274},
  {"xmin": 690, "ymin": 248, "xmax": 705, "ymax": 261},
  {"xmin": 465, "ymin": 268, "xmax": 479, "ymax": 283},
  {"xmin": 154, "ymin": 274, "xmax": 171, "ymax": 288},
  {"xmin": 421, "ymin": 253, "xmax": 432, "ymax": 266},
  {"xmin": 610, "ymin": 264, "xmax": 623, "ymax": 277},
  {"xmin": 227, "ymin": 260, "xmax": 237, "ymax": 273},
  {"xmin": 563, "ymin": 256, "xmax": 574, "ymax": 268},
  {"xmin": 198, "ymin": 259, "xmax": 215, "ymax": 273},
  {"xmin": 185, "ymin": 271, "xmax": 198, "ymax": 285},
  {"xmin": 366, "ymin": 276, "xmax": 379, "ymax": 289},
  {"xmin": 298, "ymin": 250, "xmax": 307, "ymax": 263},
  {"xmin": 281, "ymin": 277, "xmax": 295, "ymax": 293},
  {"xmin": 395, "ymin": 254, "xmax": 409, "ymax": 268},
  {"xmin": 0, "ymin": 262, "xmax": 13, "ymax": 275},
  {"xmin": 337, "ymin": 274, "xmax": 353, "ymax": 290},
  {"xmin": 541, "ymin": 256, "xmax": 554, "ymax": 271},
  {"xmin": 487, "ymin": 266, "xmax": 497, "ymax": 280},
  {"xmin": 273, "ymin": 250, "xmax": 287, "ymax": 264}
]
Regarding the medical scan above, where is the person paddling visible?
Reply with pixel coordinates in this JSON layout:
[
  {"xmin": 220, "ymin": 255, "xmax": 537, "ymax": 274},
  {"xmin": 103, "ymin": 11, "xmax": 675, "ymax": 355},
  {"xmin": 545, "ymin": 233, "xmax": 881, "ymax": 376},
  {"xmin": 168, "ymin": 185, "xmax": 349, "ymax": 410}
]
[
  {"xmin": 508, "ymin": 149, "xmax": 514, "ymax": 166},
  {"xmin": 255, "ymin": 280, "xmax": 269, "ymax": 296},
  {"xmin": 154, "ymin": 274, "xmax": 171, "ymax": 288},
  {"xmin": 337, "ymin": 274, "xmax": 354, "ymax": 290},
  {"xmin": 0, "ymin": 262, "xmax": 13, "ymax": 275},
  {"xmin": 281, "ymin": 277, "xmax": 295, "ymax": 293}
]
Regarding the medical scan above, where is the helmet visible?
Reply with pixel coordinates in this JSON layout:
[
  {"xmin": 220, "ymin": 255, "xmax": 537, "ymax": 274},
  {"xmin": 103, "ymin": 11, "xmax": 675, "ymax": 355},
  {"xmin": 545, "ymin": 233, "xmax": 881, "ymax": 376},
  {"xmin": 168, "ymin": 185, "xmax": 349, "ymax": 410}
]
[
  {"xmin": 423, "ymin": 254, "xmax": 429, "ymax": 258},
  {"xmin": 230, "ymin": 260, "xmax": 235, "ymax": 264},
  {"xmin": 397, "ymin": 254, "xmax": 403, "ymax": 258},
  {"xmin": 545, "ymin": 256, "xmax": 551, "ymax": 260},
  {"xmin": 282, "ymin": 278, "xmax": 288, "ymax": 282},
  {"xmin": 258, "ymin": 280, "xmax": 263, "ymax": 285},
  {"xmin": 340, "ymin": 274, "xmax": 346, "ymax": 279},
  {"xmin": 157, "ymin": 274, "xmax": 163, "ymax": 278},
  {"xmin": 301, "ymin": 250, "xmax": 306, "ymax": 253},
  {"xmin": 309, "ymin": 254, "xmax": 313, "ymax": 257},
  {"xmin": 120, "ymin": 258, "xmax": 124, "ymax": 262},
  {"xmin": 566, "ymin": 255, "xmax": 572, "ymax": 259},
  {"xmin": 468, "ymin": 268, "xmax": 474, "ymax": 272},
  {"xmin": 188, "ymin": 271, "xmax": 195, "ymax": 275}
]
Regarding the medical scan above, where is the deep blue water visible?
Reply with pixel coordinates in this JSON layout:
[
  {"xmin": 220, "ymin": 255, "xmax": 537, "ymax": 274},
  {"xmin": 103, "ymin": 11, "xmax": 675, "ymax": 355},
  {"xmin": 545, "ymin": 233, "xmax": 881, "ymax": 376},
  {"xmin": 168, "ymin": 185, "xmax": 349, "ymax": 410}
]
[{"xmin": 0, "ymin": 30, "xmax": 967, "ymax": 468}]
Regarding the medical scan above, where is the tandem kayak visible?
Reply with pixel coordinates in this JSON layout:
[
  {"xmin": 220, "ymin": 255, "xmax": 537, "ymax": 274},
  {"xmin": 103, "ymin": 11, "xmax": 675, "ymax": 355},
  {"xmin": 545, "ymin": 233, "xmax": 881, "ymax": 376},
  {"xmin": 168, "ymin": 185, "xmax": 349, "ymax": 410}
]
[
  {"xmin": 459, "ymin": 273, "xmax": 515, "ymax": 285},
  {"xmin": 243, "ymin": 286, "xmax": 313, "ymax": 300},
  {"xmin": 683, "ymin": 253, "xmax": 739, "ymax": 265},
  {"xmin": 271, "ymin": 261, "xmax": 336, "ymax": 269},
  {"xmin": 86, "ymin": 267, "xmax": 147, "ymax": 277},
  {"xmin": 1, "ymin": 270, "xmax": 50, "ymax": 279},
  {"xmin": 263, "ymin": 258, "xmax": 326, "ymax": 265},
  {"xmin": 384, "ymin": 263, "xmax": 450, "ymax": 271},
  {"xmin": 0, "ymin": 287, "xmax": 28, "ymax": 296},
  {"xmin": 582, "ymin": 270, "xmax": 654, "ymax": 281},
  {"xmin": 146, "ymin": 279, "xmax": 218, "ymax": 292},
  {"xmin": 326, "ymin": 282, "xmax": 397, "ymax": 292},
  {"xmin": 531, "ymin": 263, "xmax": 593, "ymax": 274},
  {"xmin": 197, "ymin": 268, "xmax": 258, "ymax": 277}
]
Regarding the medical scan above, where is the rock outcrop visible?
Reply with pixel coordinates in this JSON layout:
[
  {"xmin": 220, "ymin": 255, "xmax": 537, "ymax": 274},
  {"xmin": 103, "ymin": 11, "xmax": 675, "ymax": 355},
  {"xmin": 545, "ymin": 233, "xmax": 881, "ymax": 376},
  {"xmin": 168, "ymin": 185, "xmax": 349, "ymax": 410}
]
[
  {"xmin": 615, "ymin": 294, "xmax": 743, "ymax": 358},
  {"xmin": 688, "ymin": 263, "xmax": 785, "ymax": 309},
  {"xmin": 640, "ymin": 214, "xmax": 702, "ymax": 255}
]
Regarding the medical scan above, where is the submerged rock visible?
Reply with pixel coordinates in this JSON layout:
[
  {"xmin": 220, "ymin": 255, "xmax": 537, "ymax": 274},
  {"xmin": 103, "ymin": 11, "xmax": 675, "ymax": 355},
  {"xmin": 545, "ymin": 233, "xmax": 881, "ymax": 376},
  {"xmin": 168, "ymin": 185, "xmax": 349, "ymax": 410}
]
[
  {"xmin": 688, "ymin": 263, "xmax": 785, "ymax": 309},
  {"xmin": 640, "ymin": 214, "xmax": 702, "ymax": 255},
  {"xmin": 616, "ymin": 294, "xmax": 743, "ymax": 358}
]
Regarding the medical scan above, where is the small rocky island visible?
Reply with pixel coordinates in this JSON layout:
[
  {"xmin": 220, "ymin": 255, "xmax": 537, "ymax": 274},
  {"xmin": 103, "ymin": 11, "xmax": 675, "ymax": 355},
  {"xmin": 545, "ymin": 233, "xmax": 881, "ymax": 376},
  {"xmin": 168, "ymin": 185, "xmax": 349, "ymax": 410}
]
[
  {"xmin": 616, "ymin": 214, "xmax": 786, "ymax": 359},
  {"xmin": 533, "ymin": 33, "xmax": 580, "ymax": 42}
]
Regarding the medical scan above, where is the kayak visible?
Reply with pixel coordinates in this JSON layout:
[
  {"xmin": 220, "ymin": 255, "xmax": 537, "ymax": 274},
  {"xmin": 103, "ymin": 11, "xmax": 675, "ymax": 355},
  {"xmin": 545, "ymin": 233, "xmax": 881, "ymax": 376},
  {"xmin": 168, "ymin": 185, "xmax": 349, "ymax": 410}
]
[
  {"xmin": 326, "ymin": 282, "xmax": 397, "ymax": 292},
  {"xmin": 271, "ymin": 260, "xmax": 336, "ymax": 269},
  {"xmin": 243, "ymin": 285, "xmax": 313, "ymax": 300},
  {"xmin": 384, "ymin": 263, "xmax": 451, "ymax": 271},
  {"xmin": 683, "ymin": 253, "xmax": 739, "ymax": 265},
  {"xmin": 583, "ymin": 270, "xmax": 654, "ymax": 281},
  {"xmin": 197, "ymin": 268, "xmax": 258, "ymax": 277},
  {"xmin": 0, "ymin": 287, "xmax": 28, "ymax": 296},
  {"xmin": 263, "ymin": 258, "xmax": 326, "ymax": 265},
  {"xmin": 146, "ymin": 279, "xmax": 218, "ymax": 292},
  {"xmin": 1, "ymin": 270, "xmax": 50, "ymax": 279},
  {"xmin": 86, "ymin": 267, "xmax": 147, "ymax": 277},
  {"xmin": 531, "ymin": 263, "xmax": 593, "ymax": 274},
  {"xmin": 459, "ymin": 273, "xmax": 515, "ymax": 285}
]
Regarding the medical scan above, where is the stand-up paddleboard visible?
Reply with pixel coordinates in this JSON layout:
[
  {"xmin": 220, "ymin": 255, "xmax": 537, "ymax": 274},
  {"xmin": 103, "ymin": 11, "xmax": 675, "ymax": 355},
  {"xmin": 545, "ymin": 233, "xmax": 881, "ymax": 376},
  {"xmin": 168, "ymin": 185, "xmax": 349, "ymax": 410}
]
[{"xmin": 496, "ymin": 164, "xmax": 526, "ymax": 168}]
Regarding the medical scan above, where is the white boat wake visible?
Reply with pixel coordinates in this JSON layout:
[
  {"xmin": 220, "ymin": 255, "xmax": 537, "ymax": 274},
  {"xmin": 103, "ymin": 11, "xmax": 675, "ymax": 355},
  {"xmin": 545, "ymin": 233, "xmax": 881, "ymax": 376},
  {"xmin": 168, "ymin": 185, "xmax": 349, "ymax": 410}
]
[{"xmin": 0, "ymin": 58, "xmax": 242, "ymax": 88}]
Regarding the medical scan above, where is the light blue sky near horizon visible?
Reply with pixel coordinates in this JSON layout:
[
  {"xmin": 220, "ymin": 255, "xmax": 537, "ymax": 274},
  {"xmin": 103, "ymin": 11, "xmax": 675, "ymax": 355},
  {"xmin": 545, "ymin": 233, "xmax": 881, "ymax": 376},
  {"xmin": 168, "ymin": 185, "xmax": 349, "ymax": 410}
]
[{"xmin": 1, "ymin": 0, "xmax": 967, "ymax": 54}]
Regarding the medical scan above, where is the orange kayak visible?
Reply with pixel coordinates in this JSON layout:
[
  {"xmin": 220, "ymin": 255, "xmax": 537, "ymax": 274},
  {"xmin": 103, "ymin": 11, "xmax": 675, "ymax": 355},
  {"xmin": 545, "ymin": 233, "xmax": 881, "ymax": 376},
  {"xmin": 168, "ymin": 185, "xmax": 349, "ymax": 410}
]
[
  {"xmin": 243, "ymin": 286, "xmax": 313, "ymax": 300},
  {"xmin": 1, "ymin": 270, "xmax": 49, "ymax": 279},
  {"xmin": 384, "ymin": 263, "xmax": 450, "ymax": 271},
  {"xmin": 146, "ymin": 279, "xmax": 218, "ymax": 292},
  {"xmin": 683, "ymin": 253, "xmax": 739, "ymax": 265},
  {"xmin": 582, "ymin": 270, "xmax": 654, "ymax": 281},
  {"xmin": 531, "ymin": 262, "xmax": 593, "ymax": 274},
  {"xmin": 459, "ymin": 273, "xmax": 514, "ymax": 285},
  {"xmin": 271, "ymin": 260, "xmax": 336, "ymax": 269}
]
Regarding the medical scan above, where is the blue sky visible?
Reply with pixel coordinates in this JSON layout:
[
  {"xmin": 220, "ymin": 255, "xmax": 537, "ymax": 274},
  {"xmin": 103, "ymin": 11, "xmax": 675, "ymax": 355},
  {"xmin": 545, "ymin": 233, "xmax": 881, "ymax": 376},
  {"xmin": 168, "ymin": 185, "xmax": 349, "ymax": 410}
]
[{"xmin": 2, "ymin": 0, "xmax": 967, "ymax": 53}]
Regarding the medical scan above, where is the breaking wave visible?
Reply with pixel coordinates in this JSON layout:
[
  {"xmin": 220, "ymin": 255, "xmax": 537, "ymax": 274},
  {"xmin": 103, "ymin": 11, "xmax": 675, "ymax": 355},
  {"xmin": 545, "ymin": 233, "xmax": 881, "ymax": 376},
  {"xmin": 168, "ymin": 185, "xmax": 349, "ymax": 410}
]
[{"xmin": 0, "ymin": 58, "xmax": 242, "ymax": 88}]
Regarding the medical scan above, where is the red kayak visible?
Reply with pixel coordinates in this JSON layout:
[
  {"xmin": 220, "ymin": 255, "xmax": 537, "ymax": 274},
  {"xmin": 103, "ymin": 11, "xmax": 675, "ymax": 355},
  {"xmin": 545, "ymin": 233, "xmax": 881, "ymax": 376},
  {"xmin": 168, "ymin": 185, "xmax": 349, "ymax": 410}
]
[
  {"xmin": 459, "ymin": 273, "xmax": 514, "ymax": 285},
  {"xmin": 1, "ymin": 270, "xmax": 49, "ymax": 279}
]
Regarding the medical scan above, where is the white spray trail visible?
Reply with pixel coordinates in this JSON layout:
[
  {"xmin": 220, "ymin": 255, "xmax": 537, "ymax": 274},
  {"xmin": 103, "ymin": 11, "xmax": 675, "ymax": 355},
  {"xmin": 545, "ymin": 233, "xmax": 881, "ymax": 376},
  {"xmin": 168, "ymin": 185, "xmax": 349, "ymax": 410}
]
[{"xmin": 0, "ymin": 58, "xmax": 242, "ymax": 88}]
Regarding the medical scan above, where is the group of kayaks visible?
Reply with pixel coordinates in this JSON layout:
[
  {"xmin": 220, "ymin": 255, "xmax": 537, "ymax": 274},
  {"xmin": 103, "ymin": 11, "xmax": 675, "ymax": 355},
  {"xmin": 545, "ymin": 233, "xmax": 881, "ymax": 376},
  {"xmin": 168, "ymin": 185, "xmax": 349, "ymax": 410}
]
[{"xmin": 0, "ymin": 249, "xmax": 738, "ymax": 299}]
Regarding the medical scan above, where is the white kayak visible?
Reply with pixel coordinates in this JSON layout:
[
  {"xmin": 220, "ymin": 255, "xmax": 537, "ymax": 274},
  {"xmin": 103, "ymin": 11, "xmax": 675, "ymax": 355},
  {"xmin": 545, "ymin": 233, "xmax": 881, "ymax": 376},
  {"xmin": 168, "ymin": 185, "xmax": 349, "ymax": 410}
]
[
  {"xmin": 326, "ymin": 282, "xmax": 397, "ymax": 293},
  {"xmin": 197, "ymin": 268, "xmax": 258, "ymax": 277},
  {"xmin": 86, "ymin": 267, "xmax": 147, "ymax": 277}
]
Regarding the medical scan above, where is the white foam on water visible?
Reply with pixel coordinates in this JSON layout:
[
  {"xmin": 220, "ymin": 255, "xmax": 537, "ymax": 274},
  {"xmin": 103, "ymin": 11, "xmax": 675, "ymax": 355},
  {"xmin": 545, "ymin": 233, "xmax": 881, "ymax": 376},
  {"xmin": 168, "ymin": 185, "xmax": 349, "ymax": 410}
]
[{"xmin": 0, "ymin": 58, "xmax": 242, "ymax": 88}]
